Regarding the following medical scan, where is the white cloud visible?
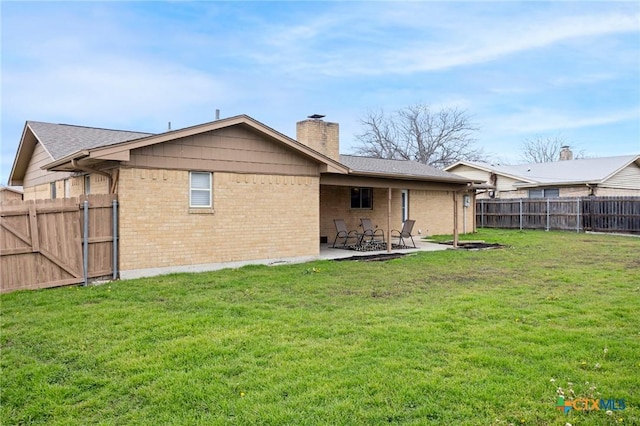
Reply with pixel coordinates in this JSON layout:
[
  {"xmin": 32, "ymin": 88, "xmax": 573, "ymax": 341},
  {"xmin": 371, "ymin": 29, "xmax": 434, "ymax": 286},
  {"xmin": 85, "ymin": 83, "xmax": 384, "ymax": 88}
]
[
  {"xmin": 494, "ymin": 108, "xmax": 640, "ymax": 134},
  {"xmin": 244, "ymin": 5, "xmax": 639, "ymax": 77},
  {"xmin": 382, "ymin": 12, "xmax": 639, "ymax": 74}
]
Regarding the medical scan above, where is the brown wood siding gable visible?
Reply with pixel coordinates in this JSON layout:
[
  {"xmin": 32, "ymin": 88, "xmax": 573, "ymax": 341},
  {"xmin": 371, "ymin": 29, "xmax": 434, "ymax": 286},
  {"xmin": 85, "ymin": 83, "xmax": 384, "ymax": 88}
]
[
  {"xmin": 23, "ymin": 143, "xmax": 72, "ymax": 188},
  {"xmin": 127, "ymin": 126, "xmax": 320, "ymax": 176}
]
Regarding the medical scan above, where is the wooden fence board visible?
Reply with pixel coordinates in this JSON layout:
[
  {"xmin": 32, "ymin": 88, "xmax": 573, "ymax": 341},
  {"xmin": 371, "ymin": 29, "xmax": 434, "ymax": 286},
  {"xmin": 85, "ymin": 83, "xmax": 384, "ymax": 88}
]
[
  {"xmin": 477, "ymin": 196, "xmax": 640, "ymax": 233},
  {"xmin": 0, "ymin": 194, "xmax": 117, "ymax": 293}
]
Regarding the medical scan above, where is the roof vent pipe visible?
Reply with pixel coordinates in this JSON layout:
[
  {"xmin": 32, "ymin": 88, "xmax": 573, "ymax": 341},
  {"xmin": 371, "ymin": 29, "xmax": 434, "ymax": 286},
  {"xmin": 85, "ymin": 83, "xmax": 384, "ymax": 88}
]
[
  {"xmin": 215, "ymin": 109, "xmax": 220, "ymax": 120},
  {"xmin": 168, "ymin": 121, "xmax": 171, "ymax": 131}
]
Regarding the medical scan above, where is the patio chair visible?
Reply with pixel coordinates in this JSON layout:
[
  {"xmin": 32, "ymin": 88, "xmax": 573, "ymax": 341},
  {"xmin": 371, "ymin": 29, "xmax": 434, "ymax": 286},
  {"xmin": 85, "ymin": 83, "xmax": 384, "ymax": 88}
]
[
  {"xmin": 391, "ymin": 219, "xmax": 416, "ymax": 248},
  {"xmin": 360, "ymin": 218, "xmax": 385, "ymax": 248},
  {"xmin": 332, "ymin": 219, "xmax": 359, "ymax": 248}
]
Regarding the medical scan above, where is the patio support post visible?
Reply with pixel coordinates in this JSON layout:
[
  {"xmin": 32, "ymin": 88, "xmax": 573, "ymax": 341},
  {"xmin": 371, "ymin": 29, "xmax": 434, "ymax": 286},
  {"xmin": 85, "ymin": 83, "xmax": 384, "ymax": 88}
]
[
  {"xmin": 453, "ymin": 191, "xmax": 459, "ymax": 248},
  {"xmin": 387, "ymin": 187, "xmax": 392, "ymax": 252}
]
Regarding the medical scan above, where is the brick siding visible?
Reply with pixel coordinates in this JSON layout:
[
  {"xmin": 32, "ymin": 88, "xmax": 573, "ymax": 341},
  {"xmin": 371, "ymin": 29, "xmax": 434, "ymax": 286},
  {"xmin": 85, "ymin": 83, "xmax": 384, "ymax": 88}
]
[{"xmin": 117, "ymin": 168, "xmax": 319, "ymax": 272}]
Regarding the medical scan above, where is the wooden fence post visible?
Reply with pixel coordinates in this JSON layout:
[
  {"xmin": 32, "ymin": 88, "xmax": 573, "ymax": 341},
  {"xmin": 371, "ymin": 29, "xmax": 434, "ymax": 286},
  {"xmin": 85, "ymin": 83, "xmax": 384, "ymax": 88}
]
[
  {"xmin": 113, "ymin": 199, "xmax": 119, "ymax": 280},
  {"xmin": 83, "ymin": 200, "xmax": 89, "ymax": 286}
]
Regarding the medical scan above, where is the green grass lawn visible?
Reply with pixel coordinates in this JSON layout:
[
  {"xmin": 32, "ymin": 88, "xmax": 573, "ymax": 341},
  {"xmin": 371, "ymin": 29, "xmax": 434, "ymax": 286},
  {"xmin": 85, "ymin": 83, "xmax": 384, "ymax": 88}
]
[{"xmin": 1, "ymin": 229, "xmax": 639, "ymax": 425}]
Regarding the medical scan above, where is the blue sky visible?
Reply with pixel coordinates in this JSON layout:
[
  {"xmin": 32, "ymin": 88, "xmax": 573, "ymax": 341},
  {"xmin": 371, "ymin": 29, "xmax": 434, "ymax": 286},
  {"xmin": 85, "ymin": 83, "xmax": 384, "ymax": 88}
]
[{"xmin": 2, "ymin": 1, "xmax": 639, "ymax": 185}]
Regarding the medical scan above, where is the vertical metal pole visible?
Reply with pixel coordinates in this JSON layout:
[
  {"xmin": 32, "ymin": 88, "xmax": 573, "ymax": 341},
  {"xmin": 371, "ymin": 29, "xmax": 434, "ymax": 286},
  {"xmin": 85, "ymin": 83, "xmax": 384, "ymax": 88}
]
[
  {"xmin": 546, "ymin": 198, "xmax": 550, "ymax": 231},
  {"xmin": 112, "ymin": 199, "xmax": 118, "ymax": 279},
  {"xmin": 519, "ymin": 199, "xmax": 523, "ymax": 230},
  {"xmin": 387, "ymin": 188, "xmax": 392, "ymax": 252},
  {"xmin": 83, "ymin": 200, "xmax": 89, "ymax": 286},
  {"xmin": 577, "ymin": 198, "xmax": 581, "ymax": 233}
]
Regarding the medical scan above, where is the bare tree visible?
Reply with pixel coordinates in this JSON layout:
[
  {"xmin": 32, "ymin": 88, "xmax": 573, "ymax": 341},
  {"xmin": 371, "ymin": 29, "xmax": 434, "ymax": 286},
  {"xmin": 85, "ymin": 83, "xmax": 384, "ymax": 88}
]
[
  {"xmin": 520, "ymin": 136, "xmax": 586, "ymax": 163},
  {"xmin": 353, "ymin": 105, "xmax": 484, "ymax": 169},
  {"xmin": 520, "ymin": 136, "xmax": 565, "ymax": 163}
]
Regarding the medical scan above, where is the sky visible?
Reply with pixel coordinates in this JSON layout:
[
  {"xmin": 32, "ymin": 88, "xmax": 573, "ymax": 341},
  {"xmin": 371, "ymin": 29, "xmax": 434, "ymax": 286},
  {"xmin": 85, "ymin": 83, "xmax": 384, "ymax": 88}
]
[{"xmin": 1, "ymin": 1, "xmax": 639, "ymax": 185}]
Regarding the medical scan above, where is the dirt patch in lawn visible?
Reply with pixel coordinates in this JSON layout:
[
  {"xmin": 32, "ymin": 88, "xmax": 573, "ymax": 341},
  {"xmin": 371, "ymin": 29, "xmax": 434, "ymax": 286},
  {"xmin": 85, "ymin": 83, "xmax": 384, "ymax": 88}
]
[
  {"xmin": 333, "ymin": 253, "xmax": 408, "ymax": 262},
  {"xmin": 439, "ymin": 240, "xmax": 508, "ymax": 250}
]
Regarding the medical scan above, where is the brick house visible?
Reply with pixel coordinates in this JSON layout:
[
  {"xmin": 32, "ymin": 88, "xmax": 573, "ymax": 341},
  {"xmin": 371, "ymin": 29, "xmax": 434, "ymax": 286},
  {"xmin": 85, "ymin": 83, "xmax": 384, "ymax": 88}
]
[
  {"xmin": 8, "ymin": 115, "xmax": 478, "ymax": 279},
  {"xmin": 445, "ymin": 149, "xmax": 640, "ymax": 199}
]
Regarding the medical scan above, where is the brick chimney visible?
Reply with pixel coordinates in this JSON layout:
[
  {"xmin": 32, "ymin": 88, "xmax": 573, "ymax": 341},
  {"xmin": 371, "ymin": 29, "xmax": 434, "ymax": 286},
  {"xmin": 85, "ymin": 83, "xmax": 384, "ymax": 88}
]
[
  {"xmin": 296, "ymin": 115, "xmax": 339, "ymax": 161},
  {"xmin": 559, "ymin": 146, "xmax": 573, "ymax": 161}
]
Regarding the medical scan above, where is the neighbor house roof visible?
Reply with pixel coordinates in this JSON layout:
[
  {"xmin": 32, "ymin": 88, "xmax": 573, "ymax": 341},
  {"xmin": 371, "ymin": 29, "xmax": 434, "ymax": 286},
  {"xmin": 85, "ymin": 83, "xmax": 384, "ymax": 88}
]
[
  {"xmin": 445, "ymin": 155, "xmax": 640, "ymax": 187},
  {"xmin": 0, "ymin": 186, "xmax": 23, "ymax": 195},
  {"xmin": 340, "ymin": 155, "xmax": 471, "ymax": 183}
]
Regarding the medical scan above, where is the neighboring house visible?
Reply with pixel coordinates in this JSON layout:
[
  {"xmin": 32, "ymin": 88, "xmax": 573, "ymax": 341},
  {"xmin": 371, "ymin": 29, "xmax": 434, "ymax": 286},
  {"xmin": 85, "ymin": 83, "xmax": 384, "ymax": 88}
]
[
  {"xmin": 0, "ymin": 186, "xmax": 23, "ymax": 202},
  {"xmin": 445, "ymin": 150, "xmax": 640, "ymax": 199},
  {"xmin": 8, "ymin": 115, "xmax": 479, "ymax": 279}
]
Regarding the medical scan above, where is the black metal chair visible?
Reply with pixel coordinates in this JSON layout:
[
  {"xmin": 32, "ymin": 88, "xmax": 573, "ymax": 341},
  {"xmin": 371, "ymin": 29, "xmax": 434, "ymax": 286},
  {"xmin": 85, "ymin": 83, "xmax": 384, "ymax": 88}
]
[
  {"xmin": 391, "ymin": 219, "xmax": 416, "ymax": 248},
  {"xmin": 332, "ymin": 219, "xmax": 359, "ymax": 248},
  {"xmin": 360, "ymin": 218, "xmax": 385, "ymax": 249}
]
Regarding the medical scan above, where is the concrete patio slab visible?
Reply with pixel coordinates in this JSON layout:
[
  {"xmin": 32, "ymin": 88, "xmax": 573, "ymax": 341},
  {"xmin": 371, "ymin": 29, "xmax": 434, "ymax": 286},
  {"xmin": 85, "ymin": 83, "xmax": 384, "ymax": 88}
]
[{"xmin": 319, "ymin": 239, "xmax": 448, "ymax": 261}]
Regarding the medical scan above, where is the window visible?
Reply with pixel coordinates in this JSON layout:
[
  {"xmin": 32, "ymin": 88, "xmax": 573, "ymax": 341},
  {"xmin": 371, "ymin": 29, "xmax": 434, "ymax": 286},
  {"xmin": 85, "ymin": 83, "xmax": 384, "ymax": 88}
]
[
  {"xmin": 84, "ymin": 175, "xmax": 91, "ymax": 195},
  {"xmin": 350, "ymin": 187, "xmax": 372, "ymax": 209},
  {"xmin": 529, "ymin": 188, "xmax": 559, "ymax": 198},
  {"xmin": 50, "ymin": 182, "xmax": 57, "ymax": 199},
  {"xmin": 544, "ymin": 188, "xmax": 560, "ymax": 198},
  {"xmin": 190, "ymin": 172, "xmax": 212, "ymax": 207},
  {"xmin": 64, "ymin": 179, "xmax": 71, "ymax": 198}
]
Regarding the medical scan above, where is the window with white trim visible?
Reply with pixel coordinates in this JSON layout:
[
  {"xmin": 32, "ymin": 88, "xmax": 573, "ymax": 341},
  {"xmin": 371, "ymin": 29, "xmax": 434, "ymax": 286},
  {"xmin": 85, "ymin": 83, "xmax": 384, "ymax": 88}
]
[
  {"xmin": 529, "ymin": 188, "xmax": 559, "ymax": 198},
  {"xmin": 190, "ymin": 172, "xmax": 212, "ymax": 208}
]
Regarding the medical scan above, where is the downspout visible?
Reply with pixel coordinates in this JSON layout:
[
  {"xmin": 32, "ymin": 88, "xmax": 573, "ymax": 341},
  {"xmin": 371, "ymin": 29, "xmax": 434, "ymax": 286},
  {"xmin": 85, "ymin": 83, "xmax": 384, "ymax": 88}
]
[
  {"xmin": 453, "ymin": 184, "xmax": 473, "ymax": 248},
  {"xmin": 463, "ymin": 198, "xmax": 467, "ymax": 234},
  {"xmin": 71, "ymin": 159, "xmax": 116, "ymax": 194}
]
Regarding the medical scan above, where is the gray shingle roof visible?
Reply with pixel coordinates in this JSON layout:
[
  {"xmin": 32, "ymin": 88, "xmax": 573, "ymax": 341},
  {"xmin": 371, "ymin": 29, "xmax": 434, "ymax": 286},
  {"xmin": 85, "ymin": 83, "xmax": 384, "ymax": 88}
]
[
  {"xmin": 340, "ymin": 155, "xmax": 468, "ymax": 181},
  {"xmin": 27, "ymin": 121, "xmax": 153, "ymax": 160},
  {"xmin": 23, "ymin": 120, "xmax": 474, "ymax": 183},
  {"xmin": 463, "ymin": 155, "xmax": 639, "ymax": 184}
]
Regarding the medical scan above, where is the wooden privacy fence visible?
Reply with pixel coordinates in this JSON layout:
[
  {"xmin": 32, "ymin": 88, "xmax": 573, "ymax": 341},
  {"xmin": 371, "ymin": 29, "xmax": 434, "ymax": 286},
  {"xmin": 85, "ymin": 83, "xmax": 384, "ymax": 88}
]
[
  {"xmin": 1, "ymin": 194, "xmax": 118, "ymax": 293},
  {"xmin": 477, "ymin": 196, "xmax": 640, "ymax": 234}
]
